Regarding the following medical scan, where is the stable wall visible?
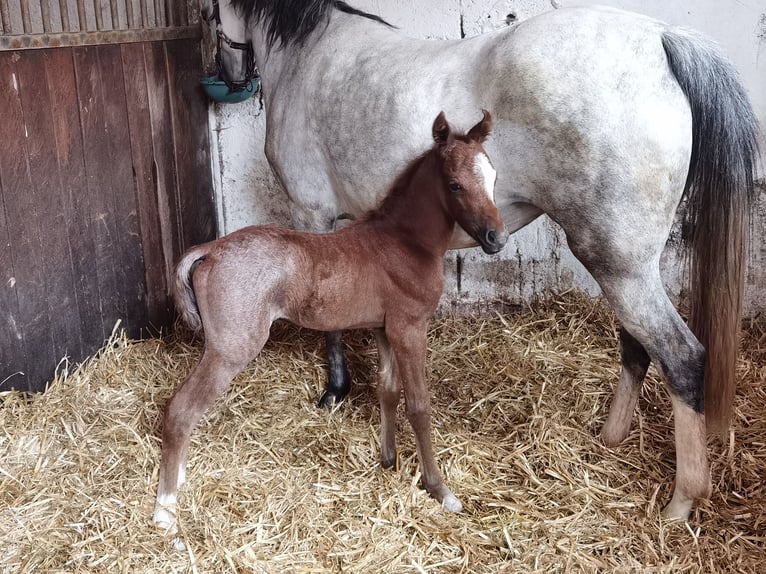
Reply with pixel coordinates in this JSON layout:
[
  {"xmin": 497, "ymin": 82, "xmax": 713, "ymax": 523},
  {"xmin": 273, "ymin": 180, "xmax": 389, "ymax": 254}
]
[{"xmin": 209, "ymin": 0, "xmax": 766, "ymax": 315}]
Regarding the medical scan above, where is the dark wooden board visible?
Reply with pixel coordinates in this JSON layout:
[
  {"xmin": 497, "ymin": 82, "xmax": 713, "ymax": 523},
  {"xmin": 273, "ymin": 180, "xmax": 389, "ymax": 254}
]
[
  {"xmin": 16, "ymin": 49, "xmax": 84, "ymax": 376},
  {"xmin": 94, "ymin": 43, "xmax": 149, "ymax": 338},
  {"xmin": 121, "ymin": 42, "xmax": 172, "ymax": 328},
  {"xmin": 143, "ymin": 41, "xmax": 183, "ymax": 285},
  {"xmin": 0, "ymin": 54, "xmax": 27, "ymax": 389},
  {"xmin": 44, "ymin": 47, "xmax": 104, "ymax": 356},
  {"xmin": 73, "ymin": 45, "xmax": 121, "ymax": 346},
  {"xmin": 165, "ymin": 39, "xmax": 217, "ymax": 251},
  {"xmin": 0, "ymin": 52, "xmax": 56, "ymax": 390}
]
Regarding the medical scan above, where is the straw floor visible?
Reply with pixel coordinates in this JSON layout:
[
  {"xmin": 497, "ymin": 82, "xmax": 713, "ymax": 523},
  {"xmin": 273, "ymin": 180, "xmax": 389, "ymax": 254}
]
[{"xmin": 1, "ymin": 292, "xmax": 764, "ymax": 573}]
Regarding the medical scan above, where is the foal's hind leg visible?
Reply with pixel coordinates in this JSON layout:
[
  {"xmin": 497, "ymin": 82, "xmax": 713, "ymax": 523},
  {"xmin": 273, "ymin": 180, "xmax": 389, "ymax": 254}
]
[
  {"xmin": 153, "ymin": 349, "xmax": 251, "ymax": 534},
  {"xmin": 601, "ymin": 328, "xmax": 651, "ymax": 446}
]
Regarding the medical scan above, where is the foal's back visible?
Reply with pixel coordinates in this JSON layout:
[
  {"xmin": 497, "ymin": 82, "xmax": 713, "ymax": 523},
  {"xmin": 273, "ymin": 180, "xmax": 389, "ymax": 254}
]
[{"xmin": 190, "ymin": 221, "xmax": 442, "ymax": 337}]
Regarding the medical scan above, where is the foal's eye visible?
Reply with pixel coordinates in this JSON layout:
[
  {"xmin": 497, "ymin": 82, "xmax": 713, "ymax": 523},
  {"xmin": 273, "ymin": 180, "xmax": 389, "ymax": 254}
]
[{"xmin": 448, "ymin": 181, "xmax": 462, "ymax": 193}]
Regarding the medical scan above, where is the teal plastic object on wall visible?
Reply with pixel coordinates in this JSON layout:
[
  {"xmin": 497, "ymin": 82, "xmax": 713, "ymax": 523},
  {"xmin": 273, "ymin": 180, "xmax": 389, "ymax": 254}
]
[{"xmin": 200, "ymin": 75, "xmax": 260, "ymax": 104}]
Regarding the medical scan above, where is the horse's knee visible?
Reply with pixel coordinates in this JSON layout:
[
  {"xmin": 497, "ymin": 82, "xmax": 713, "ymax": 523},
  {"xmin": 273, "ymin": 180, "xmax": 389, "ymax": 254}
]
[
  {"xmin": 405, "ymin": 400, "xmax": 431, "ymax": 420},
  {"xmin": 620, "ymin": 328, "xmax": 651, "ymax": 379},
  {"xmin": 662, "ymin": 344, "xmax": 706, "ymax": 414}
]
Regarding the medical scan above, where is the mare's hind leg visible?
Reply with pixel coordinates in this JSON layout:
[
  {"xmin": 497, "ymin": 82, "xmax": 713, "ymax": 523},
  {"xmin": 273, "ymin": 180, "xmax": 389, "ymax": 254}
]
[
  {"xmin": 589, "ymin": 263, "xmax": 711, "ymax": 519},
  {"xmin": 374, "ymin": 329, "xmax": 400, "ymax": 468},
  {"xmin": 153, "ymin": 331, "xmax": 269, "ymax": 534},
  {"xmin": 601, "ymin": 328, "xmax": 651, "ymax": 446}
]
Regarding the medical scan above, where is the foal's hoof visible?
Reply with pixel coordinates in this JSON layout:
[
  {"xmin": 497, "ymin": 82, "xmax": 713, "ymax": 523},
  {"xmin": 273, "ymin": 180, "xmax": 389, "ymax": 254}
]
[
  {"xmin": 381, "ymin": 452, "xmax": 397, "ymax": 469},
  {"xmin": 441, "ymin": 492, "xmax": 463, "ymax": 513},
  {"xmin": 427, "ymin": 483, "xmax": 463, "ymax": 513},
  {"xmin": 661, "ymin": 491, "xmax": 694, "ymax": 521},
  {"xmin": 153, "ymin": 505, "xmax": 178, "ymax": 535}
]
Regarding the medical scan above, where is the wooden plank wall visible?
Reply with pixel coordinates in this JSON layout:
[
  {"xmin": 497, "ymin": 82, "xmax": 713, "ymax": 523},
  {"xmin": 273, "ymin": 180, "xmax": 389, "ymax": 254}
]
[{"xmin": 0, "ymin": 38, "xmax": 215, "ymax": 391}]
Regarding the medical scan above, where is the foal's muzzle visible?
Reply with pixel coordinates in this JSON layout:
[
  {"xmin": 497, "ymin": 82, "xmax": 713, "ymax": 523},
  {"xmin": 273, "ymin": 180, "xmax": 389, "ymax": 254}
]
[{"xmin": 479, "ymin": 227, "xmax": 508, "ymax": 254}]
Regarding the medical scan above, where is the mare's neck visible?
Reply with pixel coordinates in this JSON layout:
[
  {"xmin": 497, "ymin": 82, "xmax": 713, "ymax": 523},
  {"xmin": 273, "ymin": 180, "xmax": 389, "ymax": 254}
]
[
  {"xmin": 250, "ymin": 10, "xmax": 384, "ymax": 105},
  {"xmin": 373, "ymin": 152, "xmax": 454, "ymax": 258},
  {"xmin": 250, "ymin": 21, "xmax": 292, "ymax": 104}
]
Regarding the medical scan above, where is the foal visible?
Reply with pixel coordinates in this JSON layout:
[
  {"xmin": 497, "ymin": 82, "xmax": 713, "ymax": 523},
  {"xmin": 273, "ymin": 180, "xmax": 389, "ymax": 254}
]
[{"xmin": 153, "ymin": 111, "xmax": 508, "ymax": 533}]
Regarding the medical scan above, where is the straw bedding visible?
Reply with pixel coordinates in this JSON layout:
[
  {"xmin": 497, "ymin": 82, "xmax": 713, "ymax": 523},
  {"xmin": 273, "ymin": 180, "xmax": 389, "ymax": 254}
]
[{"xmin": 1, "ymin": 292, "xmax": 764, "ymax": 573}]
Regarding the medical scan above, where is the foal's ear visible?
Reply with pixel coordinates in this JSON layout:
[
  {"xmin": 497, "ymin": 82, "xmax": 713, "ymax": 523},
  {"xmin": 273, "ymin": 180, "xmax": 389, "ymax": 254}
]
[
  {"xmin": 432, "ymin": 111, "xmax": 452, "ymax": 146},
  {"xmin": 467, "ymin": 109, "xmax": 493, "ymax": 143}
]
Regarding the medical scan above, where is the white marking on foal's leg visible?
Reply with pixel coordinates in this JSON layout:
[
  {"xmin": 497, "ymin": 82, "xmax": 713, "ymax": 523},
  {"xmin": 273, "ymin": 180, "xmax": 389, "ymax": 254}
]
[
  {"xmin": 177, "ymin": 463, "xmax": 186, "ymax": 488},
  {"xmin": 153, "ymin": 493, "xmax": 178, "ymax": 533},
  {"xmin": 473, "ymin": 153, "xmax": 497, "ymax": 200},
  {"xmin": 662, "ymin": 395, "xmax": 711, "ymax": 520}
]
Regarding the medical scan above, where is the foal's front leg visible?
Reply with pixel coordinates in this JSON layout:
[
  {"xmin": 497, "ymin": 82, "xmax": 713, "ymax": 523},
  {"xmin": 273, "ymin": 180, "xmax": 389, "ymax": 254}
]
[
  {"xmin": 374, "ymin": 329, "xmax": 400, "ymax": 468},
  {"xmin": 387, "ymin": 320, "xmax": 462, "ymax": 512}
]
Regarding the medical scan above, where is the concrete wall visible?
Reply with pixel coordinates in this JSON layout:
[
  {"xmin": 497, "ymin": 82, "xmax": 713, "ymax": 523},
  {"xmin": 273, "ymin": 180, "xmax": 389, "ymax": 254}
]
[{"xmin": 210, "ymin": 0, "xmax": 766, "ymax": 315}]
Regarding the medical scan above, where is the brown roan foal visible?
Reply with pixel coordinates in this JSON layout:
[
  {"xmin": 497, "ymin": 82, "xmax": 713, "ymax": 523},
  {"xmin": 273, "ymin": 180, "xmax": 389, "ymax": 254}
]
[{"xmin": 153, "ymin": 111, "xmax": 508, "ymax": 534}]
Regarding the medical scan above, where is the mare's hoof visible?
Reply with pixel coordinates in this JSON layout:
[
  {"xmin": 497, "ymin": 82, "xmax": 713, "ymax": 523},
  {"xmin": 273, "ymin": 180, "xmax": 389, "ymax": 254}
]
[
  {"xmin": 318, "ymin": 364, "xmax": 352, "ymax": 410},
  {"xmin": 317, "ymin": 390, "xmax": 344, "ymax": 410},
  {"xmin": 600, "ymin": 415, "xmax": 633, "ymax": 447},
  {"xmin": 317, "ymin": 380, "xmax": 351, "ymax": 410}
]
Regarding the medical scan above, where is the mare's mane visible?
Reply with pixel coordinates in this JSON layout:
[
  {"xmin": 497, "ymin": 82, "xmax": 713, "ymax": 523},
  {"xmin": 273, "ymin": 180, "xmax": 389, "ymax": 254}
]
[{"xmin": 229, "ymin": 0, "xmax": 393, "ymax": 49}]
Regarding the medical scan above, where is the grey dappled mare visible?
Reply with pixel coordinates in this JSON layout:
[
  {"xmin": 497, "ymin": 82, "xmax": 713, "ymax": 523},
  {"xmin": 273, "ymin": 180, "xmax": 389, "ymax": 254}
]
[{"xmin": 202, "ymin": 0, "xmax": 759, "ymax": 520}]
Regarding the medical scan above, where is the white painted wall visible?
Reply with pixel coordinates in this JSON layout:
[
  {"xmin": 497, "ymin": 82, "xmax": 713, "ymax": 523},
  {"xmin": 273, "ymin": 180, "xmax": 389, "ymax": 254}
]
[{"xmin": 210, "ymin": 0, "xmax": 766, "ymax": 314}]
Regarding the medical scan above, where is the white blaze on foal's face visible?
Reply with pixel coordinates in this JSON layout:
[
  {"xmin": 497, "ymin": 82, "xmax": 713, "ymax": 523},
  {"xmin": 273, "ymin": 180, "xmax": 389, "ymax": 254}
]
[{"xmin": 473, "ymin": 153, "xmax": 497, "ymax": 200}]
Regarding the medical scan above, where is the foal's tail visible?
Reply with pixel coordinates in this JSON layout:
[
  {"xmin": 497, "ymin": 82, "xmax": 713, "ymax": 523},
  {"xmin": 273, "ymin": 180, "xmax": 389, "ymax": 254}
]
[
  {"xmin": 173, "ymin": 246, "xmax": 208, "ymax": 332},
  {"xmin": 662, "ymin": 29, "xmax": 759, "ymax": 434}
]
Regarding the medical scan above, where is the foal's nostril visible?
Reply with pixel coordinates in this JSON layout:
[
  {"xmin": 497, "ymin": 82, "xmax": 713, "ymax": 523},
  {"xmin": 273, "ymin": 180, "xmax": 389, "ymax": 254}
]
[{"xmin": 485, "ymin": 229, "xmax": 497, "ymax": 246}]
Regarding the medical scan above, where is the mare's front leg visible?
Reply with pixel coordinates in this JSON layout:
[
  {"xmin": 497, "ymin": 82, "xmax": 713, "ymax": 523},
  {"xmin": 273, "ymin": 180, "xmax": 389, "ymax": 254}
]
[
  {"xmin": 289, "ymin": 205, "xmax": 354, "ymax": 409},
  {"xmin": 387, "ymin": 318, "xmax": 462, "ymax": 512},
  {"xmin": 318, "ymin": 331, "xmax": 352, "ymax": 409},
  {"xmin": 601, "ymin": 328, "xmax": 651, "ymax": 445}
]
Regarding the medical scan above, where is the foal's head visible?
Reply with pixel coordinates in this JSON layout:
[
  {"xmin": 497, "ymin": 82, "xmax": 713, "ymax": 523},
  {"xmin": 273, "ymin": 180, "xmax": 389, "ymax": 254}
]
[{"xmin": 432, "ymin": 111, "xmax": 507, "ymax": 254}]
